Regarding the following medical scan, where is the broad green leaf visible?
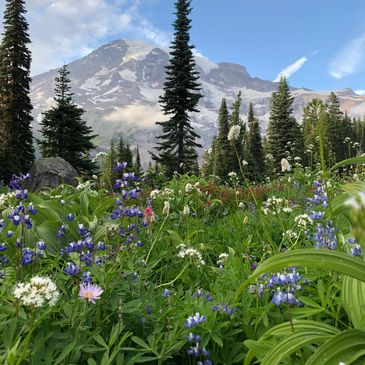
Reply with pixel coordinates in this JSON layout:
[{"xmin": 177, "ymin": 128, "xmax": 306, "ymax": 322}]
[
  {"xmin": 236, "ymin": 250, "xmax": 365, "ymax": 298},
  {"xmin": 80, "ymin": 190, "xmax": 90, "ymax": 216},
  {"xmin": 244, "ymin": 320, "xmax": 340, "ymax": 365},
  {"xmin": 131, "ymin": 336, "xmax": 151, "ymax": 350},
  {"xmin": 262, "ymin": 331, "xmax": 334, "ymax": 365},
  {"xmin": 342, "ymin": 276, "xmax": 365, "ymax": 330},
  {"xmin": 330, "ymin": 156, "xmax": 365, "ymax": 171},
  {"xmin": 54, "ymin": 341, "xmax": 77, "ymax": 364},
  {"xmin": 305, "ymin": 329, "xmax": 365, "ymax": 365}
]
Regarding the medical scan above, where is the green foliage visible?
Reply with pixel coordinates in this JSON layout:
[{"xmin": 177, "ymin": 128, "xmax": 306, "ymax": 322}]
[
  {"xmin": 267, "ymin": 76, "xmax": 303, "ymax": 167},
  {"xmin": 0, "ymin": 0, "xmax": 34, "ymax": 181},
  {"xmin": 39, "ymin": 65, "xmax": 96, "ymax": 175},
  {"xmin": 152, "ymin": 0, "xmax": 203, "ymax": 177}
]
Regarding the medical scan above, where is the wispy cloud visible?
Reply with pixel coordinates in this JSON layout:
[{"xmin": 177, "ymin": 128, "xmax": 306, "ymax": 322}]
[
  {"xmin": 273, "ymin": 56, "xmax": 308, "ymax": 82},
  {"xmin": 329, "ymin": 33, "xmax": 365, "ymax": 79},
  {"xmin": 0, "ymin": 0, "xmax": 171, "ymax": 75}
]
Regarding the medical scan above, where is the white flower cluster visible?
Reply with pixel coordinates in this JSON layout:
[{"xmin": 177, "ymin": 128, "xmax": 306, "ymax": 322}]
[
  {"xmin": 0, "ymin": 192, "xmax": 16, "ymax": 208},
  {"xmin": 281, "ymin": 158, "xmax": 291, "ymax": 172},
  {"xmin": 262, "ymin": 196, "xmax": 293, "ymax": 215},
  {"xmin": 228, "ymin": 171, "xmax": 237, "ymax": 179},
  {"xmin": 283, "ymin": 230, "xmax": 298, "ymax": 240},
  {"xmin": 76, "ymin": 180, "xmax": 93, "ymax": 191},
  {"xmin": 92, "ymin": 151, "xmax": 108, "ymax": 162},
  {"xmin": 294, "ymin": 214, "xmax": 313, "ymax": 229},
  {"xmin": 217, "ymin": 253, "xmax": 229, "ymax": 268},
  {"xmin": 227, "ymin": 125, "xmax": 241, "ymax": 141},
  {"xmin": 14, "ymin": 276, "xmax": 60, "ymax": 308},
  {"xmin": 185, "ymin": 182, "xmax": 202, "ymax": 196},
  {"xmin": 177, "ymin": 244, "xmax": 205, "ymax": 266},
  {"xmin": 149, "ymin": 188, "xmax": 174, "ymax": 200}
]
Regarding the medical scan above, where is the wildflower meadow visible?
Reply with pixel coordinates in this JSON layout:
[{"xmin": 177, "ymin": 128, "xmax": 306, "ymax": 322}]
[{"xmin": 1, "ymin": 153, "xmax": 365, "ymax": 365}]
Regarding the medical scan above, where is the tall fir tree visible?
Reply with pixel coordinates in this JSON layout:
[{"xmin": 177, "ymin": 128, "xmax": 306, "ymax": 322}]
[
  {"xmin": 39, "ymin": 65, "xmax": 96, "ymax": 175},
  {"xmin": 267, "ymin": 76, "xmax": 303, "ymax": 167},
  {"xmin": 213, "ymin": 98, "xmax": 230, "ymax": 179},
  {"xmin": 151, "ymin": 0, "xmax": 203, "ymax": 177},
  {"xmin": 325, "ymin": 92, "xmax": 349, "ymax": 163},
  {"xmin": 0, "ymin": 0, "xmax": 34, "ymax": 181},
  {"xmin": 134, "ymin": 146, "xmax": 143, "ymax": 176},
  {"xmin": 247, "ymin": 103, "xmax": 264, "ymax": 180},
  {"xmin": 302, "ymin": 98, "xmax": 326, "ymax": 164}
]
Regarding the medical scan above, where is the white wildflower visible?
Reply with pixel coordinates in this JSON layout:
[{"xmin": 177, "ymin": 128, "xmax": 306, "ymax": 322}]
[
  {"xmin": 281, "ymin": 158, "xmax": 291, "ymax": 172},
  {"xmin": 228, "ymin": 171, "xmax": 237, "ymax": 178},
  {"xmin": 242, "ymin": 160, "xmax": 248, "ymax": 166},
  {"xmin": 238, "ymin": 202, "xmax": 244, "ymax": 209},
  {"xmin": 150, "ymin": 189, "xmax": 160, "ymax": 199},
  {"xmin": 162, "ymin": 201, "xmax": 170, "ymax": 215},
  {"xmin": 283, "ymin": 230, "xmax": 298, "ymax": 240},
  {"xmin": 228, "ymin": 125, "xmax": 241, "ymax": 141},
  {"xmin": 177, "ymin": 245, "xmax": 205, "ymax": 266},
  {"xmin": 183, "ymin": 205, "xmax": 190, "ymax": 216},
  {"xmin": 294, "ymin": 214, "xmax": 312, "ymax": 228},
  {"xmin": 185, "ymin": 183, "xmax": 193, "ymax": 193},
  {"xmin": 14, "ymin": 276, "xmax": 60, "ymax": 308}
]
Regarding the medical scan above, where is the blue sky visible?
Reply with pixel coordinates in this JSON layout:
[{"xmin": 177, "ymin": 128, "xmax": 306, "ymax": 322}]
[{"xmin": 1, "ymin": 0, "xmax": 365, "ymax": 92}]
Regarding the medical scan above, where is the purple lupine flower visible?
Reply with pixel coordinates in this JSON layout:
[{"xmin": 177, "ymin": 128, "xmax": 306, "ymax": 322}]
[
  {"xmin": 28, "ymin": 203, "xmax": 37, "ymax": 215},
  {"xmin": 66, "ymin": 213, "xmax": 75, "ymax": 221},
  {"xmin": 350, "ymin": 244, "xmax": 362, "ymax": 257},
  {"xmin": 95, "ymin": 241, "xmax": 107, "ymax": 250},
  {"xmin": 205, "ymin": 293, "xmax": 214, "ymax": 302},
  {"xmin": 36, "ymin": 240, "xmax": 46, "ymax": 250},
  {"xmin": 82, "ymin": 271, "xmax": 93, "ymax": 283},
  {"xmin": 64, "ymin": 262, "xmax": 80, "ymax": 276},
  {"xmin": 57, "ymin": 225, "xmax": 66, "ymax": 238},
  {"xmin": 21, "ymin": 248, "xmax": 35, "ymax": 265},
  {"xmin": 145, "ymin": 304, "xmax": 152, "ymax": 314},
  {"xmin": 187, "ymin": 333, "xmax": 201, "ymax": 343},
  {"xmin": 6, "ymin": 231, "xmax": 13, "ymax": 238},
  {"xmin": 162, "ymin": 288, "xmax": 171, "ymax": 298},
  {"xmin": 78, "ymin": 224, "xmax": 87, "ymax": 236},
  {"xmin": 223, "ymin": 304, "xmax": 238, "ymax": 315},
  {"xmin": 196, "ymin": 288, "xmax": 203, "ymax": 298},
  {"xmin": 0, "ymin": 243, "xmax": 7, "ymax": 251},
  {"xmin": 185, "ymin": 313, "xmax": 206, "ymax": 328}
]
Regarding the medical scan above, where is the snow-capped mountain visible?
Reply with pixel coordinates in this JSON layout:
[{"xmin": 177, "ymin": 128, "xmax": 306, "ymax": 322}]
[{"xmin": 30, "ymin": 39, "xmax": 365, "ymax": 160}]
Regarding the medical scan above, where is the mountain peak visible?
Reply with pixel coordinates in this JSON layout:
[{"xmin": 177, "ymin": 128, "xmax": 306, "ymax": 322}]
[{"xmin": 31, "ymin": 39, "xmax": 365, "ymax": 163}]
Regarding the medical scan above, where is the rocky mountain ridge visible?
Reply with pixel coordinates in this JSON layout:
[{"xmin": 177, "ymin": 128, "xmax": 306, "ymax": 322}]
[{"xmin": 30, "ymin": 39, "xmax": 365, "ymax": 161}]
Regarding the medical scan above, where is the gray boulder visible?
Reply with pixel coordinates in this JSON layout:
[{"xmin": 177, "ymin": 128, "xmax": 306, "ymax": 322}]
[{"xmin": 25, "ymin": 157, "xmax": 79, "ymax": 191}]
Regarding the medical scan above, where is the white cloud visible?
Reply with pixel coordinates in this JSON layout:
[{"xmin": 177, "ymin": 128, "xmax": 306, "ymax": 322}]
[
  {"xmin": 0, "ymin": 0, "xmax": 171, "ymax": 75},
  {"xmin": 329, "ymin": 33, "xmax": 365, "ymax": 79},
  {"xmin": 104, "ymin": 104, "xmax": 168, "ymax": 127},
  {"xmin": 355, "ymin": 90, "xmax": 365, "ymax": 96},
  {"xmin": 274, "ymin": 56, "xmax": 308, "ymax": 82}
]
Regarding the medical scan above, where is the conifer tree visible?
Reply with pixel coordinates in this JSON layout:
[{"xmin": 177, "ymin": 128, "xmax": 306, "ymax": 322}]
[
  {"xmin": 267, "ymin": 76, "xmax": 303, "ymax": 167},
  {"xmin": 151, "ymin": 0, "xmax": 203, "ymax": 177},
  {"xmin": 326, "ymin": 92, "xmax": 348, "ymax": 162},
  {"xmin": 247, "ymin": 103, "xmax": 264, "ymax": 180},
  {"xmin": 213, "ymin": 98, "xmax": 230, "ymax": 179},
  {"xmin": 39, "ymin": 65, "xmax": 96, "ymax": 175},
  {"xmin": 134, "ymin": 146, "xmax": 143, "ymax": 176},
  {"xmin": 0, "ymin": 0, "xmax": 34, "ymax": 181},
  {"xmin": 302, "ymin": 98, "xmax": 325, "ymax": 164}
]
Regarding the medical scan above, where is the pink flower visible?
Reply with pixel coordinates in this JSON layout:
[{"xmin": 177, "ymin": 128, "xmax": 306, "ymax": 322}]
[
  {"xmin": 143, "ymin": 207, "xmax": 155, "ymax": 224},
  {"xmin": 79, "ymin": 283, "xmax": 103, "ymax": 303}
]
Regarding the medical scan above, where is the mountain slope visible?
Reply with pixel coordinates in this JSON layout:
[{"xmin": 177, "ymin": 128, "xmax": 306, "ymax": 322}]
[{"xmin": 31, "ymin": 39, "xmax": 365, "ymax": 161}]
